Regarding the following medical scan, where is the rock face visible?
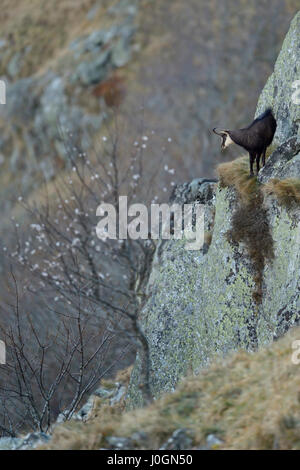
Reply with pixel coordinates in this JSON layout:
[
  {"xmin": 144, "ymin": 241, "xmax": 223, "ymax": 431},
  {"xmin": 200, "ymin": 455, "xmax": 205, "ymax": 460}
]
[
  {"xmin": 128, "ymin": 12, "xmax": 300, "ymax": 407},
  {"xmin": 258, "ymin": 136, "xmax": 300, "ymax": 183},
  {"xmin": 256, "ymin": 12, "xmax": 300, "ymax": 145}
]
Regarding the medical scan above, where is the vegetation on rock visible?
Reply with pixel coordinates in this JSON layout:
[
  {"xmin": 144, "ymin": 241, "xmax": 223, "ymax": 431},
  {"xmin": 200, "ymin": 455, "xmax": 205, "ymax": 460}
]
[{"xmin": 41, "ymin": 329, "xmax": 300, "ymax": 450}]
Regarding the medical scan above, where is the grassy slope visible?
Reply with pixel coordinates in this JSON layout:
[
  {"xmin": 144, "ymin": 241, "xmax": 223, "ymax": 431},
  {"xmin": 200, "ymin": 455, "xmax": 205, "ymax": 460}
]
[
  {"xmin": 42, "ymin": 327, "xmax": 300, "ymax": 450},
  {"xmin": 0, "ymin": 0, "xmax": 103, "ymax": 78}
]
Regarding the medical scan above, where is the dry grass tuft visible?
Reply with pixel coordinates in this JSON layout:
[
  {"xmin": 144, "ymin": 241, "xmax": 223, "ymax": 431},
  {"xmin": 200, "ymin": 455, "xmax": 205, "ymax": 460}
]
[
  {"xmin": 114, "ymin": 365, "xmax": 134, "ymax": 384},
  {"xmin": 217, "ymin": 156, "xmax": 259, "ymax": 205},
  {"xmin": 263, "ymin": 178, "xmax": 300, "ymax": 208},
  {"xmin": 216, "ymin": 144, "xmax": 278, "ymax": 200},
  {"xmin": 40, "ymin": 328, "xmax": 300, "ymax": 450},
  {"xmin": 204, "ymin": 231, "xmax": 213, "ymax": 247}
]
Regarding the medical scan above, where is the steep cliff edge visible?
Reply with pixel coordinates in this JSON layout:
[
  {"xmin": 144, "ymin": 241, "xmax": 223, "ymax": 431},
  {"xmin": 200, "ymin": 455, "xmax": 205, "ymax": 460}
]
[{"xmin": 128, "ymin": 11, "xmax": 300, "ymax": 407}]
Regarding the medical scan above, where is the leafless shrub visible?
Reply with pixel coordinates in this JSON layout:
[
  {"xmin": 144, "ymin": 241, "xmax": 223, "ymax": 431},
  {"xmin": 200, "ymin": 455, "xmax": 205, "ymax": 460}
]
[
  {"xmin": 0, "ymin": 271, "xmax": 125, "ymax": 436},
  {"xmin": 1, "ymin": 118, "xmax": 173, "ymax": 433}
]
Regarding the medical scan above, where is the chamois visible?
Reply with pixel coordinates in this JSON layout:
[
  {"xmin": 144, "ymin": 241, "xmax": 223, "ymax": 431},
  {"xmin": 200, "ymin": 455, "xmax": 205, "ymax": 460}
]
[{"xmin": 213, "ymin": 108, "xmax": 277, "ymax": 176}]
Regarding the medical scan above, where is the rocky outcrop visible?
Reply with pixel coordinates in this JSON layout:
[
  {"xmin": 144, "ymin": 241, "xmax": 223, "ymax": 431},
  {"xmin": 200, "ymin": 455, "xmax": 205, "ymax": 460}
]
[
  {"xmin": 0, "ymin": 378, "xmax": 127, "ymax": 450},
  {"xmin": 73, "ymin": 21, "xmax": 136, "ymax": 85},
  {"xmin": 256, "ymin": 12, "xmax": 300, "ymax": 145},
  {"xmin": 128, "ymin": 12, "xmax": 300, "ymax": 407},
  {"xmin": 258, "ymin": 137, "xmax": 300, "ymax": 183},
  {"xmin": 0, "ymin": 432, "xmax": 50, "ymax": 450}
]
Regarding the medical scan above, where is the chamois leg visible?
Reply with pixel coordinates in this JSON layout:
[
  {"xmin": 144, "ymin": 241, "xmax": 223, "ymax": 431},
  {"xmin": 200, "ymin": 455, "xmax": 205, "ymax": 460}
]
[
  {"xmin": 256, "ymin": 153, "xmax": 260, "ymax": 175},
  {"xmin": 249, "ymin": 152, "xmax": 255, "ymax": 177},
  {"xmin": 262, "ymin": 147, "xmax": 266, "ymax": 167}
]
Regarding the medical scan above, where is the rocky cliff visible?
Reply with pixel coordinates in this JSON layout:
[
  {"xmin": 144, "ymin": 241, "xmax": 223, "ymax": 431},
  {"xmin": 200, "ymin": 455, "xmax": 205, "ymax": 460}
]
[{"xmin": 128, "ymin": 11, "xmax": 300, "ymax": 407}]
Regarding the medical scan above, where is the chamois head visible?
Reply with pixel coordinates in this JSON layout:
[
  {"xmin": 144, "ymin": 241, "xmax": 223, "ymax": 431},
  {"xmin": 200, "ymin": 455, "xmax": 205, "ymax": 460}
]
[{"xmin": 213, "ymin": 128, "xmax": 234, "ymax": 151}]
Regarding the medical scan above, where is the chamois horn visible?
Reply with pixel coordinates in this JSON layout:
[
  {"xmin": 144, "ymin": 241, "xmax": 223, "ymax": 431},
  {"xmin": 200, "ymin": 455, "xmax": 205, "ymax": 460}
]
[{"xmin": 213, "ymin": 127, "xmax": 227, "ymax": 136}]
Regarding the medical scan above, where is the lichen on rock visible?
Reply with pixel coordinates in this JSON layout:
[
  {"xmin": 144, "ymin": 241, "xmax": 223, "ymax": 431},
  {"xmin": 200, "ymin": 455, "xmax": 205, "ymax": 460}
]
[
  {"xmin": 127, "ymin": 12, "xmax": 300, "ymax": 408},
  {"xmin": 256, "ymin": 11, "xmax": 300, "ymax": 146}
]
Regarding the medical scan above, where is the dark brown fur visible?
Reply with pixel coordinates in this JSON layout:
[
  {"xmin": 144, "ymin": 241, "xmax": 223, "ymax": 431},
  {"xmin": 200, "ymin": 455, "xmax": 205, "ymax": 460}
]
[{"xmin": 213, "ymin": 109, "xmax": 277, "ymax": 176}]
